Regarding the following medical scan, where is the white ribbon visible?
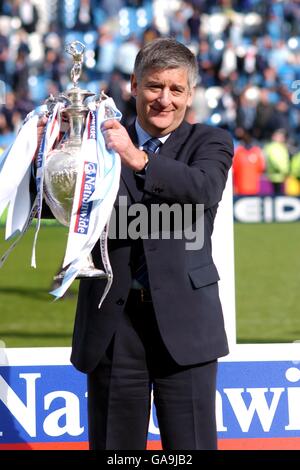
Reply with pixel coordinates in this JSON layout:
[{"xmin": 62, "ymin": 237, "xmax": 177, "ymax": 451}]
[
  {"xmin": 31, "ymin": 102, "xmax": 62, "ymax": 268},
  {"xmin": 0, "ymin": 104, "xmax": 49, "ymax": 241},
  {"xmin": 0, "ymin": 114, "xmax": 38, "ymax": 237},
  {"xmin": 0, "ymin": 108, "xmax": 42, "ymax": 268}
]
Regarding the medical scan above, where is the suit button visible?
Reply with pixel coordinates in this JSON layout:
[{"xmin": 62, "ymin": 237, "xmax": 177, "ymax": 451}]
[
  {"xmin": 148, "ymin": 246, "xmax": 157, "ymax": 251},
  {"xmin": 116, "ymin": 298, "xmax": 125, "ymax": 306}
]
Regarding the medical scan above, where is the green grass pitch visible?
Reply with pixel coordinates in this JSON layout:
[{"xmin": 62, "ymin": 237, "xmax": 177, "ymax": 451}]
[{"xmin": 0, "ymin": 222, "xmax": 300, "ymax": 347}]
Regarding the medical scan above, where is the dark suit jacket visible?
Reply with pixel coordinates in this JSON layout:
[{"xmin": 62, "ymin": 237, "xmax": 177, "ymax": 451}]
[{"xmin": 71, "ymin": 120, "xmax": 234, "ymax": 373}]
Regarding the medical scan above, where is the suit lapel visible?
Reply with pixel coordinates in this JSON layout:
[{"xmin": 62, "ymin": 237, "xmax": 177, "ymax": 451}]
[
  {"xmin": 120, "ymin": 120, "xmax": 192, "ymax": 202},
  {"xmin": 157, "ymin": 120, "xmax": 191, "ymax": 161}
]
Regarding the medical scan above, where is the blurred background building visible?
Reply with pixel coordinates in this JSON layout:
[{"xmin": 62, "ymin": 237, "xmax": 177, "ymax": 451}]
[{"xmin": 0, "ymin": 0, "xmax": 300, "ymax": 196}]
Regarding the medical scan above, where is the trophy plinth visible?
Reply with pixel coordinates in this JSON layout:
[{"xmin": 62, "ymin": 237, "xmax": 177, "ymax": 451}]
[
  {"xmin": 43, "ymin": 41, "xmax": 107, "ymax": 281},
  {"xmin": 53, "ymin": 258, "xmax": 108, "ymax": 281}
]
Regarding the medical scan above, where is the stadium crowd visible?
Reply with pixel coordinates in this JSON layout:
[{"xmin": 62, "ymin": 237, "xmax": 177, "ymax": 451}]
[{"xmin": 0, "ymin": 0, "xmax": 300, "ymax": 195}]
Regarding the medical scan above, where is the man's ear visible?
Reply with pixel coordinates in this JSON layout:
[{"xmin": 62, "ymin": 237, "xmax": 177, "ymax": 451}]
[
  {"xmin": 131, "ymin": 74, "xmax": 138, "ymax": 97},
  {"xmin": 187, "ymin": 86, "xmax": 195, "ymax": 107}
]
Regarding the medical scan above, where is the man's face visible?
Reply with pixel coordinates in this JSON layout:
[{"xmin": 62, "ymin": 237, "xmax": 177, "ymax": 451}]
[{"xmin": 131, "ymin": 67, "xmax": 194, "ymax": 137}]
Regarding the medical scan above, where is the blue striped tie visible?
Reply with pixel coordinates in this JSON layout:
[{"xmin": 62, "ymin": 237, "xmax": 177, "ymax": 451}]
[
  {"xmin": 144, "ymin": 137, "xmax": 161, "ymax": 154},
  {"xmin": 134, "ymin": 138, "xmax": 162, "ymax": 289}
]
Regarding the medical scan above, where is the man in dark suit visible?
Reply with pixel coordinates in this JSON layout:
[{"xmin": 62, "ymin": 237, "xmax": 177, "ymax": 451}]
[{"xmin": 71, "ymin": 38, "xmax": 233, "ymax": 450}]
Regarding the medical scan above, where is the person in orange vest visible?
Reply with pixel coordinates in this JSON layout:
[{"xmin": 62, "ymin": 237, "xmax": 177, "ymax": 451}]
[{"xmin": 233, "ymin": 130, "xmax": 265, "ymax": 195}]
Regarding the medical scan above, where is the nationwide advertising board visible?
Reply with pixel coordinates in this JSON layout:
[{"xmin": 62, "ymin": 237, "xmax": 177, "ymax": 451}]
[{"xmin": 1, "ymin": 346, "xmax": 300, "ymax": 450}]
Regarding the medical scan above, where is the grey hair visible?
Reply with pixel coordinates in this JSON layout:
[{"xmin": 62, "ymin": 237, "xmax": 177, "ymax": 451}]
[{"xmin": 133, "ymin": 38, "xmax": 198, "ymax": 89}]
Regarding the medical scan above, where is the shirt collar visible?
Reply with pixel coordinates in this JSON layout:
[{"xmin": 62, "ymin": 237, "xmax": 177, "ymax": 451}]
[{"xmin": 135, "ymin": 119, "xmax": 170, "ymax": 148}]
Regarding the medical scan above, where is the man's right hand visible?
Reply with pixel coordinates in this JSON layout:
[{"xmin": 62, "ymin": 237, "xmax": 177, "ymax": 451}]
[
  {"xmin": 102, "ymin": 119, "xmax": 148, "ymax": 172},
  {"xmin": 36, "ymin": 115, "xmax": 48, "ymax": 149}
]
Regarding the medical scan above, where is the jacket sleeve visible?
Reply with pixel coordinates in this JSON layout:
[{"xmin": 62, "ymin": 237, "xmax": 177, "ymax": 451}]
[{"xmin": 143, "ymin": 126, "xmax": 233, "ymax": 208}]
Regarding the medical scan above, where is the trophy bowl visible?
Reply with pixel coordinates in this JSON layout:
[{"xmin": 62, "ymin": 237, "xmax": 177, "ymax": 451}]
[{"xmin": 44, "ymin": 146, "xmax": 77, "ymax": 227}]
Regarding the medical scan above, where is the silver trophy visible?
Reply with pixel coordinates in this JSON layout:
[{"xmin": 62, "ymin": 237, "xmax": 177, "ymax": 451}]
[{"xmin": 43, "ymin": 41, "xmax": 107, "ymax": 281}]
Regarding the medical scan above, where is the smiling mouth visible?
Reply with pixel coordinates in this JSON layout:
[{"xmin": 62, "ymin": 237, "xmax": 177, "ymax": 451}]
[{"xmin": 151, "ymin": 107, "xmax": 173, "ymax": 115}]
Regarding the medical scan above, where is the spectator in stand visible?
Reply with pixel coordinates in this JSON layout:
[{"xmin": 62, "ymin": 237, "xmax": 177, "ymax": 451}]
[
  {"xmin": 74, "ymin": 0, "xmax": 95, "ymax": 32},
  {"xmin": 284, "ymin": 0, "xmax": 300, "ymax": 36},
  {"xmin": 187, "ymin": 5, "xmax": 201, "ymax": 44},
  {"xmin": 0, "ymin": 31, "xmax": 9, "ymax": 82},
  {"xmin": 274, "ymin": 99, "xmax": 292, "ymax": 136},
  {"xmin": 107, "ymin": 71, "xmax": 136, "ymax": 127},
  {"xmin": 1, "ymin": 91, "xmax": 21, "ymax": 134},
  {"xmin": 263, "ymin": 129, "xmax": 290, "ymax": 195},
  {"xmin": 114, "ymin": 35, "xmax": 140, "ymax": 80},
  {"xmin": 236, "ymin": 87, "xmax": 258, "ymax": 135},
  {"xmin": 11, "ymin": 43, "xmax": 30, "ymax": 96},
  {"xmin": 169, "ymin": 8, "xmax": 190, "ymax": 44},
  {"xmin": 12, "ymin": 0, "xmax": 39, "ymax": 35},
  {"xmin": 94, "ymin": 24, "xmax": 118, "ymax": 84},
  {"xmin": 219, "ymin": 42, "xmax": 237, "ymax": 81},
  {"xmin": 43, "ymin": 21, "xmax": 62, "ymax": 53},
  {"xmin": 126, "ymin": 0, "xmax": 143, "ymax": 6},
  {"xmin": 15, "ymin": 88, "xmax": 35, "ymax": 120},
  {"xmin": 142, "ymin": 24, "xmax": 161, "ymax": 45},
  {"xmin": 0, "ymin": 112, "xmax": 16, "ymax": 148},
  {"xmin": 101, "ymin": 0, "xmax": 125, "ymax": 18},
  {"xmin": 233, "ymin": 130, "xmax": 265, "ymax": 195},
  {"xmin": 253, "ymin": 88, "xmax": 277, "ymax": 140},
  {"xmin": 42, "ymin": 48, "xmax": 66, "ymax": 92},
  {"xmin": 197, "ymin": 39, "xmax": 218, "ymax": 87}
]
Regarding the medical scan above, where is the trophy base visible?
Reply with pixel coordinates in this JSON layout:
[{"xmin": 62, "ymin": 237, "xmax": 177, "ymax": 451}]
[{"xmin": 54, "ymin": 268, "xmax": 108, "ymax": 281}]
